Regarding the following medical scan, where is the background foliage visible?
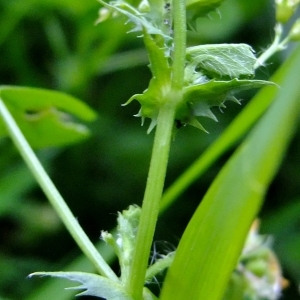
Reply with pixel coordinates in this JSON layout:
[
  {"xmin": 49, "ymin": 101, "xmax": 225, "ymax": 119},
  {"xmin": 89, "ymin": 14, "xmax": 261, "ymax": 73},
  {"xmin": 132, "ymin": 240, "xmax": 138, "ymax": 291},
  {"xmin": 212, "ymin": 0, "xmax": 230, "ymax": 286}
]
[{"xmin": 0, "ymin": 0, "xmax": 299, "ymax": 299}]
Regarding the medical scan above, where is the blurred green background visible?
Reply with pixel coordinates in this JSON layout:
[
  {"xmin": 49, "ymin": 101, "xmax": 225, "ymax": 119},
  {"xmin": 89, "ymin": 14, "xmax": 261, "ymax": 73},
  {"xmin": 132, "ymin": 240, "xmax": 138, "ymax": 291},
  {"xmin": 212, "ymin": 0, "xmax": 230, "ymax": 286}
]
[{"xmin": 0, "ymin": 0, "xmax": 299, "ymax": 299}]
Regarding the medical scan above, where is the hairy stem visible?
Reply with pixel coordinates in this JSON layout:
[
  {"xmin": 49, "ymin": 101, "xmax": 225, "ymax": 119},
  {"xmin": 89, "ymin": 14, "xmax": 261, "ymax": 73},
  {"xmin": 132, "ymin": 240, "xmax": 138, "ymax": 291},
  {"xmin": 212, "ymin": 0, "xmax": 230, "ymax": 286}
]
[
  {"xmin": 127, "ymin": 102, "xmax": 176, "ymax": 299},
  {"xmin": 0, "ymin": 98, "xmax": 118, "ymax": 282},
  {"xmin": 255, "ymin": 24, "xmax": 289, "ymax": 69},
  {"xmin": 171, "ymin": 0, "xmax": 186, "ymax": 90},
  {"xmin": 127, "ymin": 0, "xmax": 186, "ymax": 298}
]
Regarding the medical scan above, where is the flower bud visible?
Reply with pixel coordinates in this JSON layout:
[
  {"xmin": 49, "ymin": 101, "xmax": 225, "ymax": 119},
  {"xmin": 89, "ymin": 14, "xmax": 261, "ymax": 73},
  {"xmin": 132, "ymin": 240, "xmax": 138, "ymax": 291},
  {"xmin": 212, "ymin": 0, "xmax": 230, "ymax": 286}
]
[
  {"xmin": 138, "ymin": 0, "xmax": 150, "ymax": 13},
  {"xmin": 275, "ymin": 0, "xmax": 300, "ymax": 24},
  {"xmin": 95, "ymin": 7, "xmax": 111, "ymax": 24},
  {"xmin": 224, "ymin": 220, "xmax": 289, "ymax": 300},
  {"xmin": 289, "ymin": 18, "xmax": 300, "ymax": 41}
]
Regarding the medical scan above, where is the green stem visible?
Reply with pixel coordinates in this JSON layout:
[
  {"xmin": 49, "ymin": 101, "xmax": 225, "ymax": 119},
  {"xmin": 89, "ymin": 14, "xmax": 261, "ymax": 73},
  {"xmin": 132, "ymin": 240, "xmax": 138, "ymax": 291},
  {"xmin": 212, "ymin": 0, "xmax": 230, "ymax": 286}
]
[
  {"xmin": 127, "ymin": 103, "xmax": 176, "ymax": 299},
  {"xmin": 255, "ymin": 24, "xmax": 289, "ymax": 69},
  {"xmin": 127, "ymin": 0, "xmax": 186, "ymax": 298},
  {"xmin": 0, "ymin": 98, "xmax": 118, "ymax": 282},
  {"xmin": 145, "ymin": 252, "xmax": 175, "ymax": 281},
  {"xmin": 171, "ymin": 0, "xmax": 186, "ymax": 90}
]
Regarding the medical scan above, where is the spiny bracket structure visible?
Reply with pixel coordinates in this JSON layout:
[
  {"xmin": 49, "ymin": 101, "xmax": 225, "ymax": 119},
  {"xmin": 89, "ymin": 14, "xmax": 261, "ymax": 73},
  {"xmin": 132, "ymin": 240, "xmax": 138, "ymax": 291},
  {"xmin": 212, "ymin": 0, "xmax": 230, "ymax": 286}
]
[
  {"xmin": 128, "ymin": 43, "xmax": 274, "ymax": 133},
  {"xmin": 177, "ymin": 78, "xmax": 275, "ymax": 131},
  {"xmin": 96, "ymin": 1, "xmax": 274, "ymax": 134},
  {"xmin": 29, "ymin": 272, "xmax": 133, "ymax": 300},
  {"xmin": 97, "ymin": 0, "xmax": 172, "ymax": 43}
]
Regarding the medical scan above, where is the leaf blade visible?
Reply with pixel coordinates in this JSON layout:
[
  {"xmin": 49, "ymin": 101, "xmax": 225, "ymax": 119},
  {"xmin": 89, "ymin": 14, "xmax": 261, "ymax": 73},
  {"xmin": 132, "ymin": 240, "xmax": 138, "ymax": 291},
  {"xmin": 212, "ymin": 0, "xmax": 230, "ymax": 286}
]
[
  {"xmin": 160, "ymin": 45, "xmax": 300, "ymax": 300},
  {"xmin": 29, "ymin": 272, "xmax": 133, "ymax": 300},
  {"xmin": 0, "ymin": 86, "xmax": 97, "ymax": 148},
  {"xmin": 160, "ymin": 44, "xmax": 300, "ymax": 212}
]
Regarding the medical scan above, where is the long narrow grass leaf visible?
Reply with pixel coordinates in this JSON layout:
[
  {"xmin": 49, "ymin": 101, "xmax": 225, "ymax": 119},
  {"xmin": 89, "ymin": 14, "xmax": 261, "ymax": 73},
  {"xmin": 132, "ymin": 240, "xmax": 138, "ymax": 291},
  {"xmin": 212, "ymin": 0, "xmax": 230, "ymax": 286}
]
[
  {"xmin": 161, "ymin": 45, "xmax": 300, "ymax": 212},
  {"xmin": 160, "ymin": 45, "xmax": 300, "ymax": 300}
]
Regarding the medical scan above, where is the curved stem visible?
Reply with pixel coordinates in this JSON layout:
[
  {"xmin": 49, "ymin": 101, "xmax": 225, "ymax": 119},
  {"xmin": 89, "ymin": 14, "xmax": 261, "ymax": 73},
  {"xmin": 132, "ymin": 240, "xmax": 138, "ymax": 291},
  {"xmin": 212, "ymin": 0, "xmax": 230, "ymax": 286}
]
[{"xmin": 0, "ymin": 98, "xmax": 118, "ymax": 282}]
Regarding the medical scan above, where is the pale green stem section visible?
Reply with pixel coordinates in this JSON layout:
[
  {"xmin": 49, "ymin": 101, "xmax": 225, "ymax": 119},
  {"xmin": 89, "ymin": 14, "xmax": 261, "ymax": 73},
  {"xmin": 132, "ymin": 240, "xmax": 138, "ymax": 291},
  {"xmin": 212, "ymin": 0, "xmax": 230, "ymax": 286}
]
[
  {"xmin": 255, "ymin": 24, "xmax": 289, "ymax": 69},
  {"xmin": 0, "ymin": 98, "xmax": 118, "ymax": 282},
  {"xmin": 126, "ymin": 0, "xmax": 186, "ymax": 298},
  {"xmin": 145, "ymin": 252, "xmax": 175, "ymax": 281},
  {"xmin": 127, "ymin": 103, "xmax": 176, "ymax": 300},
  {"xmin": 171, "ymin": 0, "xmax": 186, "ymax": 90}
]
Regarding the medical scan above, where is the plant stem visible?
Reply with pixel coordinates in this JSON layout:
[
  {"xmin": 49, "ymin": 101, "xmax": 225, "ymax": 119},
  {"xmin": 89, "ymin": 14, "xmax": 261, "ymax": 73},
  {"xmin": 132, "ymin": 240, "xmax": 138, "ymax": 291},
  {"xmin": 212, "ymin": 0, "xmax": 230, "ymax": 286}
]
[
  {"xmin": 127, "ymin": 102, "xmax": 176, "ymax": 299},
  {"xmin": 0, "ymin": 98, "xmax": 118, "ymax": 282},
  {"xmin": 127, "ymin": 0, "xmax": 186, "ymax": 298},
  {"xmin": 171, "ymin": 0, "xmax": 186, "ymax": 90},
  {"xmin": 254, "ymin": 24, "xmax": 289, "ymax": 69}
]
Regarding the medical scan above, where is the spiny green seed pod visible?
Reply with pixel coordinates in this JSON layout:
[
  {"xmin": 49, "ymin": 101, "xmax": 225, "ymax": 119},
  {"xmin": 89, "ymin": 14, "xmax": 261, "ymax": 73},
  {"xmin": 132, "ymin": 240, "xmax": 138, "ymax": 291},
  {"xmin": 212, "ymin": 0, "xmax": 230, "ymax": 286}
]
[
  {"xmin": 186, "ymin": 0, "xmax": 225, "ymax": 21},
  {"xmin": 289, "ymin": 18, "xmax": 300, "ymax": 41},
  {"xmin": 275, "ymin": 0, "xmax": 300, "ymax": 24}
]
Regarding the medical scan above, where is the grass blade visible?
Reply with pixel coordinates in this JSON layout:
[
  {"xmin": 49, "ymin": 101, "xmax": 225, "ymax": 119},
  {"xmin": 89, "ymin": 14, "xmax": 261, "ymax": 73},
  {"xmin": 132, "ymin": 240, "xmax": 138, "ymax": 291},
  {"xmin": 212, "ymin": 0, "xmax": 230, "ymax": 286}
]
[{"xmin": 160, "ymin": 46, "xmax": 300, "ymax": 300}]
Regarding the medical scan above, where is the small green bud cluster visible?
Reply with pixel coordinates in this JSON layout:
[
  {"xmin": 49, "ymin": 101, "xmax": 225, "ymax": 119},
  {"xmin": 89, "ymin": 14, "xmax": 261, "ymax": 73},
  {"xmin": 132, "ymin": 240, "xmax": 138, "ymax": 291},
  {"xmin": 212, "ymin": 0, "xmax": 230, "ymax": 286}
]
[
  {"xmin": 275, "ymin": 0, "xmax": 300, "ymax": 23},
  {"xmin": 138, "ymin": 0, "xmax": 150, "ymax": 13},
  {"xmin": 289, "ymin": 18, "xmax": 300, "ymax": 41},
  {"xmin": 223, "ymin": 220, "xmax": 288, "ymax": 300},
  {"xmin": 102, "ymin": 205, "xmax": 141, "ymax": 284}
]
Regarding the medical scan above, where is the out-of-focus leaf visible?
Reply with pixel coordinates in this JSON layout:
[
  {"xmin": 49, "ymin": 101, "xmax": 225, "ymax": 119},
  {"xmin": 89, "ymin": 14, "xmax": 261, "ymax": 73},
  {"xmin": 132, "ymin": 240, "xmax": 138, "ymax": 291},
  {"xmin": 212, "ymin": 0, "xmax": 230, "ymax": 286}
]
[
  {"xmin": 186, "ymin": 0, "xmax": 225, "ymax": 20},
  {"xmin": 0, "ymin": 86, "xmax": 97, "ymax": 148},
  {"xmin": 160, "ymin": 45, "xmax": 300, "ymax": 300},
  {"xmin": 262, "ymin": 199, "xmax": 300, "ymax": 281},
  {"xmin": 0, "ymin": 165, "xmax": 35, "ymax": 216},
  {"xmin": 193, "ymin": 0, "xmax": 269, "ymax": 41}
]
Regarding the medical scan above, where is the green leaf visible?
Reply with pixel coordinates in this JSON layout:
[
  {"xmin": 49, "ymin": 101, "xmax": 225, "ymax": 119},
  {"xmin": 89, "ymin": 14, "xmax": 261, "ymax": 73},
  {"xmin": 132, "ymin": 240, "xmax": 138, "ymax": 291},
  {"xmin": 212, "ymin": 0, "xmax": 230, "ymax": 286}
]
[
  {"xmin": 183, "ymin": 79, "xmax": 273, "ymax": 104},
  {"xmin": 124, "ymin": 31, "xmax": 171, "ymax": 133},
  {"xmin": 176, "ymin": 78, "xmax": 274, "ymax": 131},
  {"xmin": 143, "ymin": 31, "xmax": 171, "ymax": 87},
  {"xmin": 179, "ymin": 43, "xmax": 271, "ymax": 131},
  {"xmin": 160, "ymin": 45, "xmax": 300, "ymax": 300},
  {"xmin": 185, "ymin": 44, "xmax": 256, "ymax": 81},
  {"xmin": 29, "ymin": 271, "xmax": 158, "ymax": 300},
  {"xmin": 25, "ymin": 238, "xmax": 117, "ymax": 300},
  {"xmin": 161, "ymin": 45, "xmax": 300, "ymax": 213},
  {"xmin": 0, "ymin": 86, "xmax": 97, "ymax": 148},
  {"xmin": 29, "ymin": 272, "xmax": 133, "ymax": 300}
]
